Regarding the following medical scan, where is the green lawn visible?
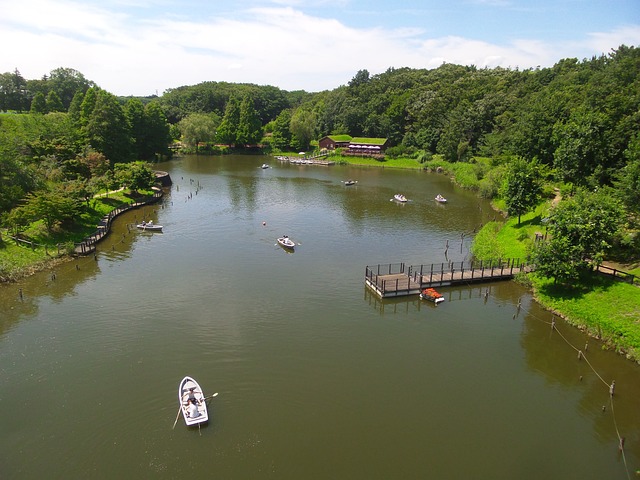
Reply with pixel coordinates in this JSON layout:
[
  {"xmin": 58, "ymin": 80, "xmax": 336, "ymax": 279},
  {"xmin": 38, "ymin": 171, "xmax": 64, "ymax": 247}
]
[
  {"xmin": 330, "ymin": 154, "xmax": 424, "ymax": 169},
  {"xmin": 531, "ymin": 273, "xmax": 640, "ymax": 361},
  {"xmin": 0, "ymin": 189, "xmax": 152, "ymax": 282},
  {"xmin": 471, "ymin": 199, "xmax": 640, "ymax": 363}
]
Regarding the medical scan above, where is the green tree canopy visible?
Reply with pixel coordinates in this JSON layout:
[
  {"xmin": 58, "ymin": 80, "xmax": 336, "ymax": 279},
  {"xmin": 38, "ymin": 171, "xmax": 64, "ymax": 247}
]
[
  {"xmin": 22, "ymin": 187, "xmax": 82, "ymax": 232},
  {"xmin": 289, "ymin": 108, "xmax": 317, "ymax": 151},
  {"xmin": 114, "ymin": 161, "xmax": 155, "ymax": 194},
  {"xmin": 532, "ymin": 188, "xmax": 625, "ymax": 282},
  {"xmin": 86, "ymin": 90, "xmax": 133, "ymax": 164},
  {"xmin": 236, "ymin": 95, "xmax": 262, "ymax": 146},
  {"xmin": 46, "ymin": 91, "xmax": 64, "ymax": 113},
  {"xmin": 178, "ymin": 112, "xmax": 219, "ymax": 152},
  {"xmin": 216, "ymin": 96, "xmax": 240, "ymax": 145},
  {"xmin": 270, "ymin": 109, "xmax": 293, "ymax": 150},
  {"xmin": 502, "ymin": 156, "xmax": 543, "ymax": 224},
  {"xmin": 30, "ymin": 92, "xmax": 47, "ymax": 114}
]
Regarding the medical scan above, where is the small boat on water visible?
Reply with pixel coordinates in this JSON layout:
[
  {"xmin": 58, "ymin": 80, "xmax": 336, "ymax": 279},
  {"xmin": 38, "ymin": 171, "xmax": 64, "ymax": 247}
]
[
  {"xmin": 277, "ymin": 235, "xmax": 295, "ymax": 250},
  {"xmin": 344, "ymin": 180, "xmax": 358, "ymax": 186},
  {"xmin": 435, "ymin": 194, "xmax": 447, "ymax": 203},
  {"xmin": 136, "ymin": 220, "xmax": 163, "ymax": 231},
  {"xmin": 420, "ymin": 287, "xmax": 445, "ymax": 304},
  {"xmin": 261, "ymin": 164, "xmax": 270, "ymax": 169},
  {"xmin": 179, "ymin": 376, "xmax": 208, "ymax": 426},
  {"xmin": 393, "ymin": 194, "xmax": 408, "ymax": 203}
]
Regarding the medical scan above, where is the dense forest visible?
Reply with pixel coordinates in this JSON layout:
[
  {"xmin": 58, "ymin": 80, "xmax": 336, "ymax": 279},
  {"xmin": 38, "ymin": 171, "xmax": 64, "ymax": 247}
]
[{"xmin": 1, "ymin": 46, "xmax": 639, "ymax": 274}]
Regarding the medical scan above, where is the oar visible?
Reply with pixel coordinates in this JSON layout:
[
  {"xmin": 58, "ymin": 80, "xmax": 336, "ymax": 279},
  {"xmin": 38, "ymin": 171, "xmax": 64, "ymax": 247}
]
[
  {"xmin": 172, "ymin": 404, "xmax": 182, "ymax": 430},
  {"xmin": 203, "ymin": 392, "xmax": 219, "ymax": 403},
  {"xmin": 172, "ymin": 393, "xmax": 218, "ymax": 429}
]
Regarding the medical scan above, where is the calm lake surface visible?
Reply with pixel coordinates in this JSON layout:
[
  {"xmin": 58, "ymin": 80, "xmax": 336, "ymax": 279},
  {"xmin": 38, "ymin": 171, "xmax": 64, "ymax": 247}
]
[{"xmin": 1, "ymin": 154, "xmax": 639, "ymax": 479}]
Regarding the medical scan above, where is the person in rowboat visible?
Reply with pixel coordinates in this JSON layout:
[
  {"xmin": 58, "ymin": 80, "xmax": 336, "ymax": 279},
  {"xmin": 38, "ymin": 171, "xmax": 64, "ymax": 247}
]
[
  {"xmin": 187, "ymin": 398, "xmax": 200, "ymax": 418},
  {"xmin": 183, "ymin": 387, "xmax": 202, "ymax": 405}
]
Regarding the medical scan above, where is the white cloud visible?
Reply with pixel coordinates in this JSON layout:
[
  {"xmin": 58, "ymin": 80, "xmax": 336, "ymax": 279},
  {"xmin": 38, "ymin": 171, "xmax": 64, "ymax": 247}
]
[
  {"xmin": 585, "ymin": 25, "xmax": 640, "ymax": 54},
  {"xmin": 1, "ymin": 0, "xmax": 637, "ymax": 96}
]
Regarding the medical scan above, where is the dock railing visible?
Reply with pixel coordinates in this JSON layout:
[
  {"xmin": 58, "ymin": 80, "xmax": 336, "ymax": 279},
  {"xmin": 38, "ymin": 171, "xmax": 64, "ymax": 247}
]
[
  {"xmin": 594, "ymin": 264, "xmax": 638, "ymax": 286},
  {"xmin": 407, "ymin": 258, "xmax": 525, "ymax": 285},
  {"xmin": 365, "ymin": 259, "xmax": 527, "ymax": 298},
  {"xmin": 74, "ymin": 190, "xmax": 163, "ymax": 255}
]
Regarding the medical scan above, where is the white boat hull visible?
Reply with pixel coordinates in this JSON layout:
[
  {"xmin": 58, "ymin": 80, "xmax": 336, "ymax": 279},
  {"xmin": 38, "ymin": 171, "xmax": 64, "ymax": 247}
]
[
  {"xmin": 179, "ymin": 376, "xmax": 209, "ymax": 426},
  {"xmin": 136, "ymin": 224, "xmax": 163, "ymax": 231},
  {"xmin": 277, "ymin": 237, "xmax": 295, "ymax": 249}
]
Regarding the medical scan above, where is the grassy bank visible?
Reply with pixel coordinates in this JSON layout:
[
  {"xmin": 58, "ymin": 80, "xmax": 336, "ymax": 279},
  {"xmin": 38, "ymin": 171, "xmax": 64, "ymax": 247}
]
[
  {"xmin": 471, "ymin": 200, "xmax": 640, "ymax": 363},
  {"xmin": 0, "ymin": 189, "xmax": 153, "ymax": 282}
]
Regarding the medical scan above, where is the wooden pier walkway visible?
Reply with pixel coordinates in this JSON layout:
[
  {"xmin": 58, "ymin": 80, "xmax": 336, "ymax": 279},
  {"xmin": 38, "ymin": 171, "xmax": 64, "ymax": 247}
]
[{"xmin": 365, "ymin": 259, "xmax": 528, "ymax": 298}]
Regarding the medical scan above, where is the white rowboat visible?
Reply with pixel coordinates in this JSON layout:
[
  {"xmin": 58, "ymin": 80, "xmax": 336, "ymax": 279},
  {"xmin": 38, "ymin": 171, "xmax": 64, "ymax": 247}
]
[
  {"xmin": 136, "ymin": 221, "xmax": 163, "ymax": 232},
  {"xmin": 277, "ymin": 236, "xmax": 295, "ymax": 250},
  {"xmin": 179, "ymin": 376, "xmax": 208, "ymax": 426}
]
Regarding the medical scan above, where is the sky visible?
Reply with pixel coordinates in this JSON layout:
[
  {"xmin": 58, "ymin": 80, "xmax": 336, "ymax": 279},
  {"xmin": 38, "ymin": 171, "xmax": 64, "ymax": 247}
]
[{"xmin": 1, "ymin": 0, "xmax": 639, "ymax": 97}]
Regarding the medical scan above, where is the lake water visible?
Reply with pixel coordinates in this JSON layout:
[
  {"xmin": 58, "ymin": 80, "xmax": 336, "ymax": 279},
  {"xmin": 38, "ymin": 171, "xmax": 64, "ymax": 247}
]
[{"xmin": 1, "ymin": 154, "xmax": 638, "ymax": 479}]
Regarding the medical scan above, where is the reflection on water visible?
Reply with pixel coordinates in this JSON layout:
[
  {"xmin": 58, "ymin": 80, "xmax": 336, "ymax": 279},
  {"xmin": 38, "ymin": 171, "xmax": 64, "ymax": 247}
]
[{"xmin": 0, "ymin": 154, "xmax": 638, "ymax": 479}]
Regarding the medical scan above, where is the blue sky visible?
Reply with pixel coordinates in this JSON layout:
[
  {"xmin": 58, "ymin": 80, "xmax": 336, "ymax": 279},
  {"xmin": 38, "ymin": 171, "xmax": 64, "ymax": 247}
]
[{"xmin": 1, "ymin": 0, "xmax": 638, "ymax": 96}]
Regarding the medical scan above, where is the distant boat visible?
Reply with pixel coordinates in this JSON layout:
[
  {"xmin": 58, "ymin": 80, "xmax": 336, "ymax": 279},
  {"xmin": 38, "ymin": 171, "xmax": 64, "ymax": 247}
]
[
  {"xmin": 261, "ymin": 164, "xmax": 270, "ymax": 169},
  {"xmin": 435, "ymin": 194, "xmax": 447, "ymax": 203},
  {"xmin": 393, "ymin": 194, "xmax": 408, "ymax": 203},
  {"xmin": 136, "ymin": 220, "xmax": 163, "ymax": 232},
  {"xmin": 344, "ymin": 180, "xmax": 358, "ymax": 186},
  {"xmin": 277, "ymin": 236, "xmax": 295, "ymax": 250}
]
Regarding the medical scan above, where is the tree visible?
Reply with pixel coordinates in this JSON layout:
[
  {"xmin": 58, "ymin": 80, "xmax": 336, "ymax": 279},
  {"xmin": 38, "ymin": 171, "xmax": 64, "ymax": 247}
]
[
  {"xmin": 615, "ymin": 133, "xmax": 640, "ymax": 216},
  {"xmin": 178, "ymin": 113, "xmax": 218, "ymax": 152},
  {"xmin": 0, "ymin": 69, "xmax": 29, "ymax": 112},
  {"xmin": 271, "ymin": 109, "xmax": 293, "ymax": 150},
  {"xmin": 216, "ymin": 96, "xmax": 240, "ymax": 145},
  {"xmin": 30, "ymin": 92, "xmax": 47, "ymax": 114},
  {"xmin": 531, "ymin": 234, "xmax": 583, "ymax": 283},
  {"xmin": 79, "ymin": 87, "xmax": 98, "ymax": 128},
  {"xmin": 68, "ymin": 90, "xmax": 84, "ymax": 125},
  {"xmin": 125, "ymin": 98, "xmax": 146, "ymax": 159},
  {"xmin": 502, "ymin": 156, "xmax": 543, "ymax": 224},
  {"xmin": 86, "ymin": 90, "xmax": 133, "ymax": 164},
  {"xmin": 124, "ymin": 99, "xmax": 170, "ymax": 160},
  {"xmin": 114, "ymin": 161, "xmax": 155, "ymax": 194},
  {"xmin": 5, "ymin": 204, "xmax": 31, "ymax": 236},
  {"xmin": 22, "ymin": 188, "xmax": 81, "ymax": 232},
  {"xmin": 236, "ymin": 95, "xmax": 262, "ymax": 146},
  {"xmin": 348, "ymin": 69, "xmax": 371, "ymax": 90},
  {"xmin": 289, "ymin": 108, "xmax": 317, "ymax": 151},
  {"xmin": 47, "ymin": 67, "xmax": 94, "ymax": 110},
  {"xmin": 532, "ymin": 188, "xmax": 625, "ymax": 282},
  {"xmin": 79, "ymin": 151, "xmax": 110, "ymax": 178},
  {"xmin": 46, "ymin": 91, "xmax": 64, "ymax": 113},
  {"xmin": 552, "ymin": 108, "xmax": 611, "ymax": 187},
  {"xmin": 143, "ymin": 102, "xmax": 171, "ymax": 159}
]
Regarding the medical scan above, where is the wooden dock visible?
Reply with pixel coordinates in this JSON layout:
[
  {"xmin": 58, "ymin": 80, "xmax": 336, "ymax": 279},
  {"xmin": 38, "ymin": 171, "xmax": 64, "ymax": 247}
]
[{"xmin": 365, "ymin": 259, "xmax": 527, "ymax": 298}]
